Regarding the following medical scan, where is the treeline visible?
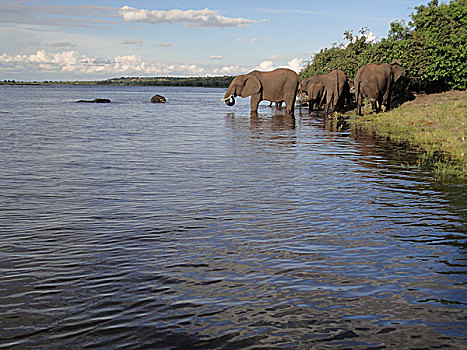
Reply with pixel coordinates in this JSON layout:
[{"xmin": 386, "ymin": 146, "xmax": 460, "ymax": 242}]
[
  {"xmin": 300, "ymin": 0, "xmax": 466, "ymax": 92},
  {"xmin": 95, "ymin": 76, "xmax": 234, "ymax": 88},
  {"xmin": 1, "ymin": 76, "xmax": 234, "ymax": 88}
]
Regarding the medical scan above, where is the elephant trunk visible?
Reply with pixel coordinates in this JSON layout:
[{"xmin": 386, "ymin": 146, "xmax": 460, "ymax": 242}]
[
  {"xmin": 224, "ymin": 95, "xmax": 235, "ymax": 106},
  {"xmin": 221, "ymin": 88, "xmax": 236, "ymax": 106}
]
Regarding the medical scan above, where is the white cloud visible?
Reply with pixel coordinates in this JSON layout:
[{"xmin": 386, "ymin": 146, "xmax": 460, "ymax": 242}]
[
  {"xmin": 251, "ymin": 38, "xmax": 267, "ymax": 43},
  {"xmin": 121, "ymin": 38, "xmax": 143, "ymax": 45},
  {"xmin": 0, "ymin": 50, "xmax": 209, "ymax": 77},
  {"xmin": 119, "ymin": 6, "xmax": 258, "ymax": 28},
  {"xmin": 0, "ymin": 50, "xmax": 305, "ymax": 79},
  {"xmin": 212, "ymin": 65, "xmax": 248, "ymax": 75},
  {"xmin": 287, "ymin": 57, "xmax": 303, "ymax": 73},
  {"xmin": 156, "ymin": 42, "xmax": 172, "ymax": 48},
  {"xmin": 258, "ymin": 60, "xmax": 274, "ymax": 71},
  {"xmin": 255, "ymin": 57, "xmax": 303, "ymax": 73}
]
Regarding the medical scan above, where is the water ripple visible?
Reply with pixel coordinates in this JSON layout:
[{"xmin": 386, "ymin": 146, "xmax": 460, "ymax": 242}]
[{"xmin": 0, "ymin": 85, "xmax": 465, "ymax": 349}]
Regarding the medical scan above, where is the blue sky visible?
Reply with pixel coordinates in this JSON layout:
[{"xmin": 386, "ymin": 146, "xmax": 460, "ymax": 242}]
[{"xmin": 0, "ymin": 0, "xmax": 431, "ymax": 81}]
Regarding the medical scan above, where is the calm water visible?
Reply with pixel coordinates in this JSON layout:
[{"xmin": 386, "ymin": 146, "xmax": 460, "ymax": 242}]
[{"xmin": 0, "ymin": 85, "xmax": 465, "ymax": 349}]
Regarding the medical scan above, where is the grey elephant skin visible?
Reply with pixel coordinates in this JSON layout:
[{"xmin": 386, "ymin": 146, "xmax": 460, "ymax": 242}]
[
  {"xmin": 301, "ymin": 75, "xmax": 327, "ymax": 111},
  {"xmin": 222, "ymin": 68, "xmax": 300, "ymax": 115},
  {"xmin": 354, "ymin": 60, "xmax": 404, "ymax": 115},
  {"xmin": 306, "ymin": 82, "xmax": 324, "ymax": 112},
  {"xmin": 321, "ymin": 70, "xmax": 350, "ymax": 114},
  {"xmin": 301, "ymin": 71, "xmax": 350, "ymax": 114}
]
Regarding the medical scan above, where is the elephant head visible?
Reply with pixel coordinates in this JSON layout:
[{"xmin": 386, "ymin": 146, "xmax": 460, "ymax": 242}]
[
  {"xmin": 391, "ymin": 60, "xmax": 404, "ymax": 82},
  {"xmin": 221, "ymin": 74, "xmax": 262, "ymax": 107}
]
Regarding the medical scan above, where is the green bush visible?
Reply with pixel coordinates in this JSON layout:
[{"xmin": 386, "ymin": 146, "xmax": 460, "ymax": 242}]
[{"xmin": 300, "ymin": 0, "xmax": 467, "ymax": 91}]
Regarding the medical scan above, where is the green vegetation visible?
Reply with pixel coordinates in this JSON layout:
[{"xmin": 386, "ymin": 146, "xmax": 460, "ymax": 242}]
[
  {"xmin": 95, "ymin": 76, "xmax": 234, "ymax": 87},
  {"xmin": 301, "ymin": 0, "xmax": 467, "ymax": 92},
  {"xmin": 300, "ymin": 0, "xmax": 467, "ymax": 179},
  {"xmin": 350, "ymin": 91, "xmax": 467, "ymax": 179},
  {"xmin": 1, "ymin": 76, "xmax": 234, "ymax": 88}
]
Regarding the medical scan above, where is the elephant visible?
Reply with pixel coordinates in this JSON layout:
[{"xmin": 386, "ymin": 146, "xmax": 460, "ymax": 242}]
[
  {"xmin": 222, "ymin": 68, "xmax": 300, "ymax": 114},
  {"xmin": 306, "ymin": 82, "xmax": 324, "ymax": 111},
  {"xmin": 151, "ymin": 94, "xmax": 166, "ymax": 103},
  {"xmin": 321, "ymin": 69, "xmax": 350, "ymax": 114},
  {"xmin": 301, "ymin": 74, "xmax": 326, "ymax": 110},
  {"xmin": 77, "ymin": 98, "xmax": 111, "ymax": 103},
  {"xmin": 354, "ymin": 60, "xmax": 404, "ymax": 115},
  {"xmin": 301, "ymin": 74, "xmax": 327, "ymax": 91}
]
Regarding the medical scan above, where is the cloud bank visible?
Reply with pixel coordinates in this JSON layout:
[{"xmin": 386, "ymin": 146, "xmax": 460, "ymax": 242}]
[
  {"xmin": 0, "ymin": 50, "xmax": 206, "ymax": 77},
  {"xmin": 119, "ymin": 6, "xmax": 258, "ymax": 28},
  {"xmin": 0, "ymin": 50, "xmax": 304, "ymax": 79}
]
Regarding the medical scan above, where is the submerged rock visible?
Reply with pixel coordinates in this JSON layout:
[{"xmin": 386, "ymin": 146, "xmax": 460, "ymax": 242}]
[
  {"xmin": 151, "ymin": 94, "xmax": 167, "ymax": 103},
  {"xmin": 77, "ymin": 98, "xmax": 111, "ymax": 103}
]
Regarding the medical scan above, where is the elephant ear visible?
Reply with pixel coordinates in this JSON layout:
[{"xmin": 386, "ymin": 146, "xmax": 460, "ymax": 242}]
[
  {"xmin": 391, "ymin": 61, "xmax": 404, "ymax": 82},
  {"xmin": 241, "ymin": 75, "xmax": 261, "ymax": 97}
]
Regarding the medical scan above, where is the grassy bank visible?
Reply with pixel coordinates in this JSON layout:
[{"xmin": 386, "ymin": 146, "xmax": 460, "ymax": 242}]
[{"xmin": 349, "ymin": 91, "xmax": 467, "ymax": 179}]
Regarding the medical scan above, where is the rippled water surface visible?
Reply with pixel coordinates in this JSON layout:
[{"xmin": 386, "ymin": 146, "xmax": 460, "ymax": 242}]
[{"xmin": 0, "ymin": 85, "xmax": 466, "ymax": 349}]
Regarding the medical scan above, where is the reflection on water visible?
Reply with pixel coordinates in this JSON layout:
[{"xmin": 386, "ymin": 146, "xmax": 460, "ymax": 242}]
[{"xmin": 0, "ymin": 85, "xmax": 465, "ymax": 349}]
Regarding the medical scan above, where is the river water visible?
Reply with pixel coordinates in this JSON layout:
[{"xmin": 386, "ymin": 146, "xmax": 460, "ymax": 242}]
[{"xmin": 0, "ymin": 85, "xmax": 465, "ymax": 349}]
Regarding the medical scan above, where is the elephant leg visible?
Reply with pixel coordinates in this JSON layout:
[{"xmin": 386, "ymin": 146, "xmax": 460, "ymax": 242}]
[
  {"xmin": 250, "ymin": 94, "xmax": 261, "ymax": 113},
  {"xmin": 331, "ymin": 93, "xmax": 339, "ymax": 113},
  {"xmin": 376, "ymin": 97, "xmax": 383, "ymax": 113},
  {"xmin": 383, "ymin": 88, "xmax": 392, "ymax": 111},
  {"xmin": 370, "ymin": 99, "xmax": 377, "ymax": 113},
  {"xmin": 285, "ymin": 97, "xmax": 295, "ymax": 114},
  {"xmin": 356, "ymin": 93, "xmax": 363, "ymax": 116},
  {"xmin": 326, "ymin": 92, "xmax": 334, "ymax": 114}
]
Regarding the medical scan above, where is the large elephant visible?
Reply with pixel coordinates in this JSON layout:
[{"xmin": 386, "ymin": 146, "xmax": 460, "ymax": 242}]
[
  {"xmin": 321, "ymin": 69, "xmax": 349, "ymax": 114},
  {"xmin": 222, "ymin": 68, "xmax": 300, "ymax": 114},
  {"xmin": 306, "ymin": 82, "xmax": 324, "ymax": 111},
  {"xmin": 301, "ymin": 74, "xmax": 326, "ymax": 111},
  {"xmin": 354, "ymin": 60, "xmax": 404, "ymax": 115}
]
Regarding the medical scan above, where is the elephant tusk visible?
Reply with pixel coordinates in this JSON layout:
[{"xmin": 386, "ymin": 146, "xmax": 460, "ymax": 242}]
[{"xmin": 221, "ymin": 94, "xmax": 234, "ymax": 101}]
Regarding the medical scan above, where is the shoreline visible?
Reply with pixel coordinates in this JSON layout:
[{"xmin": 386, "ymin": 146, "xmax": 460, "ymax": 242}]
[
  {"xmin": 348, "ymin": 90, "xmax": 467, "ymax": 179},
  {"xmin": 0, "ymin": 76, "xmax": 233, "ymax": 88}
]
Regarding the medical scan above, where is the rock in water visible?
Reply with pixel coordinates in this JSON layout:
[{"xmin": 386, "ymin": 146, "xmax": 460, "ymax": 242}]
[
  {"xmin": 151, "ymin": 94, "xmax": 167, "ymax": 103},
  {"xmin": 77, "ymin": 98, "xmax": 111, "ymax": 103}
]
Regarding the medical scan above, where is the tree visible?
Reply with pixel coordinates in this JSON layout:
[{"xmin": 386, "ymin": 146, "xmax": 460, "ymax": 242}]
[{"xmin": 300, "ymin": 0, "xmax": 466, "ymax": 91}]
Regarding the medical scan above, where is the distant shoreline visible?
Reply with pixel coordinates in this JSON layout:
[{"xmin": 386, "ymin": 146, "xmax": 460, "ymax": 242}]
[{"xmin": 0, "ymin": 76, "xmax": 234, "ymax": 88}]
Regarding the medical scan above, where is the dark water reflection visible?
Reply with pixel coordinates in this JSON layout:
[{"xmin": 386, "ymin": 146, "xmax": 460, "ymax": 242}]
[{"xmin": 0, "ymin": 85, "xmax": 465, "ymax": 349}]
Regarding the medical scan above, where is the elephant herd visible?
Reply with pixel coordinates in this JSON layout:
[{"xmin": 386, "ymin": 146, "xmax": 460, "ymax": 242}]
[{"xmin": 222, "ymin": 60, "xmax": 404, "ymax": 116}]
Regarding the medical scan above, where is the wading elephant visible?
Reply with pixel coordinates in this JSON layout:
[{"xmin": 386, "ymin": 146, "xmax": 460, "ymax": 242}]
[
  {"xmin": 354, "ymin": 60, "xmax": 404, "ymax": 115},
  {"xmin": 321, "ymin": 69, "xmax": 349, "ymax": 114},
  {"xmin": 306, "ymin": 82, "xmax": 324, "ymax": 111},
  {"xmin": 301, "ymin": 75, "xmax": 326, "ymax": 111},
  {"xmin": 222, "ymin": 68, "xmax": 300, "ymax": 114}
]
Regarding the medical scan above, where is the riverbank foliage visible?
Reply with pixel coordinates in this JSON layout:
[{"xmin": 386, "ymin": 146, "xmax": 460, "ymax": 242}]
[
  {"xmin": 300, "ymin": 0, "xmax": 467, "ymax": 92},
  {"xmin": 301, "ymin": 0, "xmax": 466, "ymax": 179},
  {"xmin": 96, "ymin": 76, "xmax": 234, "ymax": 88},
  {"xmin": 1, "ymin": 76, "xmax": 234, "ymax": 88},
  {"xmin": 350, "ymin": 91, "xmax": 467, "ymax": 179}
]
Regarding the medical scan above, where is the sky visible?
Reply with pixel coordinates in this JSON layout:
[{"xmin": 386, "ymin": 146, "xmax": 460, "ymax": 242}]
[{"xmin": 0, "ymin": 0, "xmax": 432, "ymax": 81}]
